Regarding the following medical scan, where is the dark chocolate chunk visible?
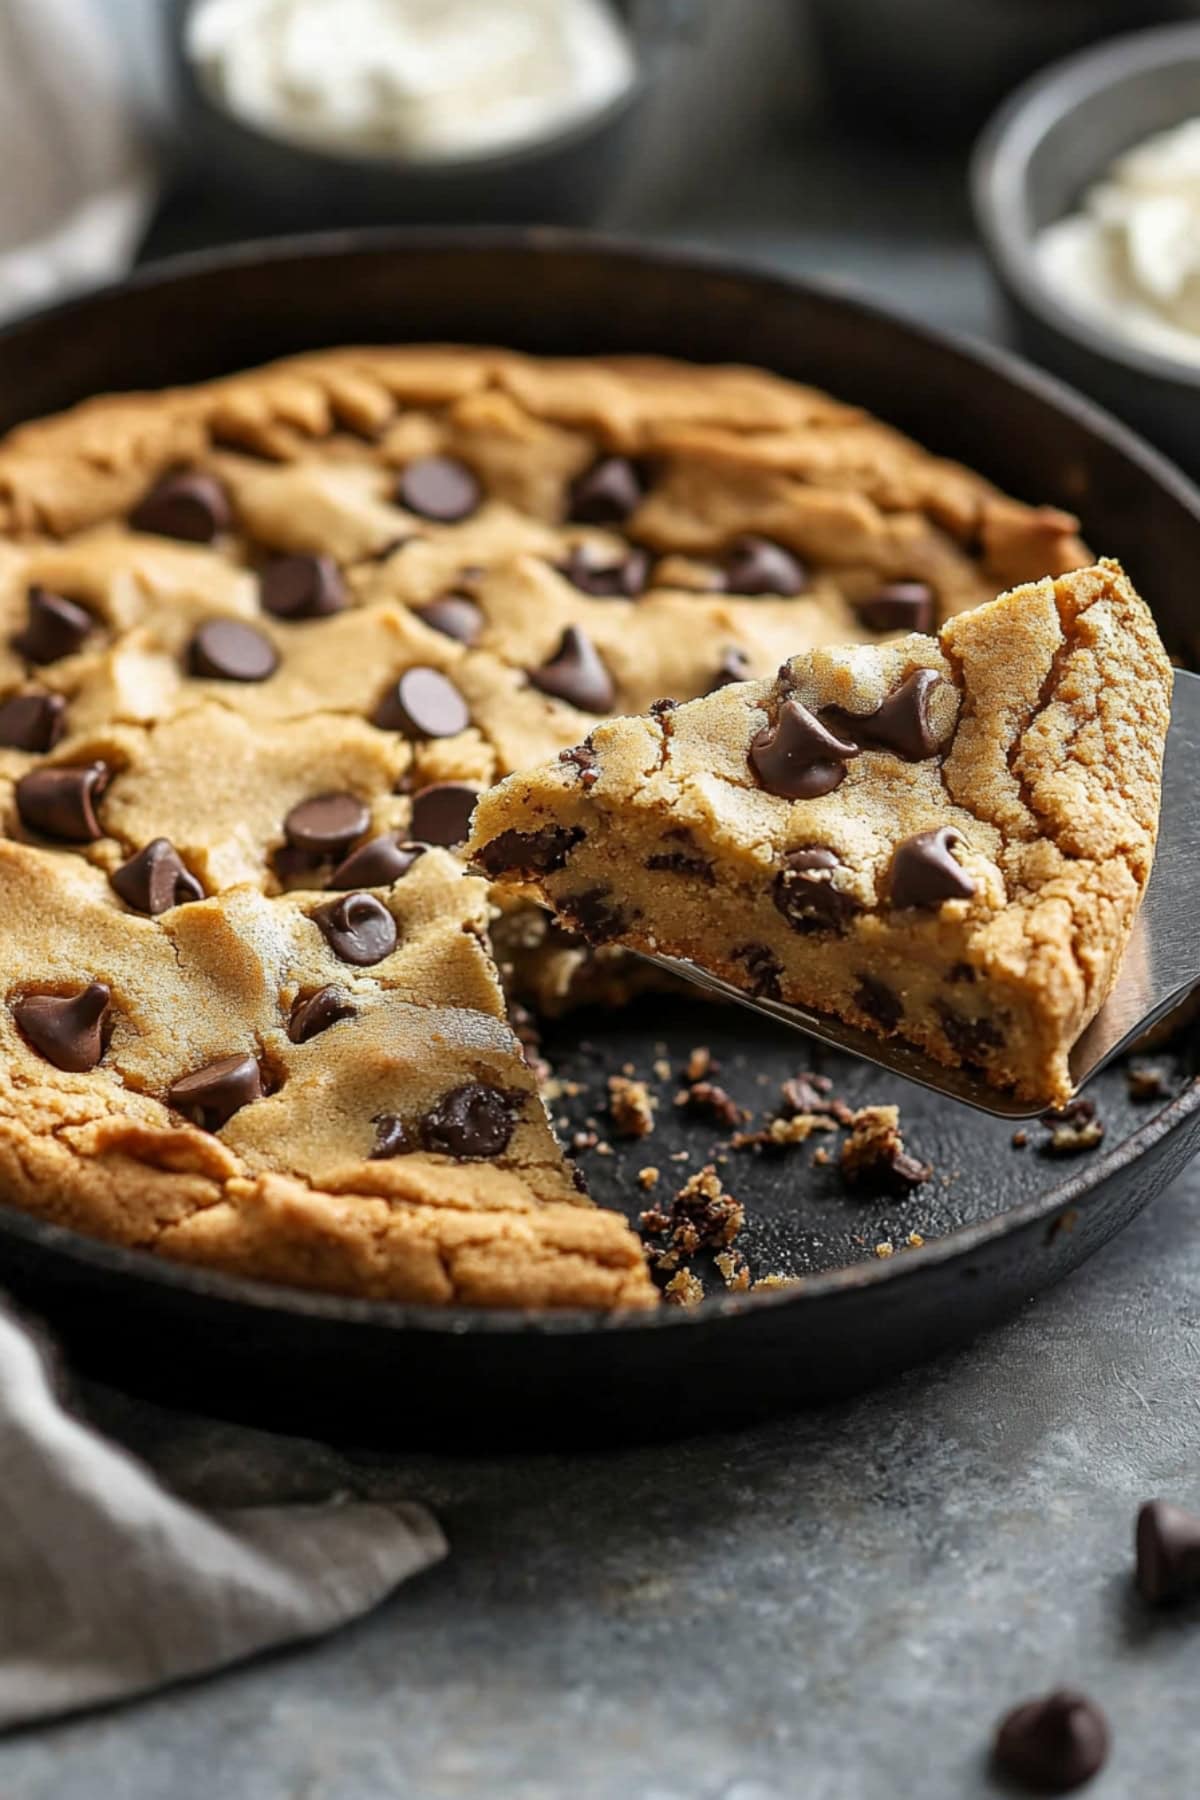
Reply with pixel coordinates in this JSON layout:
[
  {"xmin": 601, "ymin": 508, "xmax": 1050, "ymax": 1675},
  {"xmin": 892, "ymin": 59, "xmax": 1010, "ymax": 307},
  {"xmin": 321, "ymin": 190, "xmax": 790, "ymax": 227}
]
[
  {"xmin": 287, "ymin": 985, "xmax": 355, "ymax": 1044},
  {"xmin": 682, "ymin": 1082, "xmax": 744, "ymax": 1129},
  {"xmin": 888, "ymin": 826, "xmax": 975, "ymax": 908},
  {"xmin": 649, "ymin": 697, "xmax": 679, "ymax": 717},
  {"xmin": 822, "ymin": 668, "xmax": 945, "ymax": 761},
  {"xmin": 750, "ymin": 701, "xmax": 858, "ymax": 799},
  {"xmin": 16, "ymin": 761, "xmax": 110, "ymax": 842},
  {"xmin": 706, "ymin": 647, "xmax": 751, "ymax": 693},
  {"xmin": 560, "ymin": 887, "xmax": 631, "ymax": 943},
  {"xmin": 260, "ymin": 554, "xmax": 347, "ymax": 620},
  {"xmin": 854, "ymin": 580, "xmax": 935, "ymax": 635},
  {"xmin": 779, "ymin": 1073, "xmax": 839, "ymax": 1118},
  {"xmin": 773, "ymin": 845, "xmax": 861, "ymax": 934},
  {"xmin": 112, "ymin": 839, "xmax": 204, "ymax": 915},
  {"xmin": 373, "ymin": 666, "xmax": 470, "ymax": 738},
  {"xmin": 188, "ymin": 619, "xmax": 279, "ymax": 683},
  {"xmin": 329, "ymin": 834, "xmax": 423, "ymax": 889},
  {"xmin": 723, "ymin": 535, "xmax": 807, "ymax": 597},
  {"xmin": 14, "ymin": 587, "xmax": 92, "ymax": 664},
  {"xmin": 415, "ymin": 593, "xmax": 484, "ymax": 645},
  {"xmin": 167, "ymin": 1053, "xmax": 263, "ymax": 1131},
  {"xmin": 370, "ymin": 1113, "xmax": 409, "ymax": 1159},
  {"xmin": 854, "ymin": 974, "xmax": 904, "ymax": 1032},
  {"xmin": 558, "ymin": 742, "xmax": 600, "ymax": 788},
  {"xmin": 13, "ymin": 982, "xmax": 110, "ymax": 1072},
  {"xmin": 284, "ymin": 793, "xmax": 371, "ymax": 858},
  {"xmin": 936, "ymin": 1001, "xmax": 1004, "ymax": 1060},
  {"xmin": 528, "ymin": 626, "xmax": 616, "ymax": 714},
  {"xmin": 1136, "ymin": 1498, "xmax": 1200, "ymax": 1605},
  {"xmin": 396, "ymin": 457, "xmax": 480, "ymax": 523},
  {"xmin": 568, "ymin": 456, "xmax": 645, "ymax": 525},
  {"xmin": 646, "ymin": 849, "xmax": 715, "ymax": 884},
  {"xmin": 130, "ymin": 471, "xmax": 231, "ymax": 543},
  {"xmin": 557, "ymin": 544, "xmax": 650, "ymax": 598},
  {"xmin": 312, "ymin": 892, "xmax": 398, "ymax": 966},
  {"xmin": 0, "ymin": 690, "xmax": 66, "ymax": 752},
  {"xmin": 948, "ymin": 960, "xmax": 977, "ymax": 984},
  {"xmin": 733, "ymin": 943, "xmax": 783, "ymax": 1000},
  {"xmin": 475, "ymin": 825, "xmax": 583, "ymax": 878},
  {"xmin": 409, "ymin": 782, "xmax": 479, "ymax": 847},
  {"xmin": 992, "ymin": 1690, "xmax": 1109, "ymax": 1793},
  {"xmin": 420, "ymin": 1081, "xmax": 522, "ymax": 1159}
]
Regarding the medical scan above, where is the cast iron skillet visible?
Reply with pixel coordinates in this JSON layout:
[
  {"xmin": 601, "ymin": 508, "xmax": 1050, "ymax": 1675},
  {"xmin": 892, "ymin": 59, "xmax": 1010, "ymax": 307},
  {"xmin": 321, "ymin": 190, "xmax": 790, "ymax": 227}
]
[{"xmin": 0, "ymin": 231, "xmax": 1197, "ymax": 1448}]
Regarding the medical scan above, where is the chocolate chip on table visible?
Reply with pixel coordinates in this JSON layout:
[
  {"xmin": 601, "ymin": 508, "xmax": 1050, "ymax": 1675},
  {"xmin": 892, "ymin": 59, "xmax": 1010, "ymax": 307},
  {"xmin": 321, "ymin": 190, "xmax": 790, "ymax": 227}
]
[
  {"xmin": 373, "ymin": 666, "xmax": 471, "ymax": 738},
  {"xmin": 409, "ymin": 782, "xmax": 479, "ymax": 848},
  {"xmin": 329, "ymin": 834, "xmax": 423, "ymax": 889},
  {"xmin": 259, "ymin": 553, "xmax": 347, "ymax": 620},
  {"xmin": 1136, "ymin": 1498, "xmax": 1200, "ymax": 1604},
  {"xmin": 130, "ymin": 470, "xmax": 232, "ymax": 543},
  {"xmin": 420, "ymin": 1081, "xmax": 522, "ymax": 1158},
  {"xmin": 750, "ymin": 700, "xmax": 859, "ymax": 799},
  {"xmin": 13, "ymin": 587, "xmax": 93, "ymax": 664},
  {"xmin": 395, "ymin": 456, "xmax": 481, "ymax": 523},
  {"xmin": 992, "ymin": 1690, "xmax": 1109, "ymax": 1793},
  {"xmin": 12, "ymin": 982, "xmax": 110, "ymax": 1072},
  {"xmin": 773, "ymin": 845, "xmax": 862, "ymax": 933},
  {"xmin": 706, "ymin": 646, "xmax": 751, "ymax": 693},
  {"xmin": 112, "ymin": 839, "xmax": 204, "ymax": 915},
  {"xmin": 370, "ymin": 1112, "xmax": 409, "ymax": 1159},
  {"xmin": 567, "ymin": 455, "xmax": 646, "ymax": 525},
  {"xmin": 167, "ymin": 1053, "xmax": 263, "ymax": 1131},
  {"xmin": 312, "ymin": 892, "xmax": 398, "ymax": 966},
  {"xmin": 888, "ymin": 826, "xmax": 975, "ymax": 908},
  {"xmin": 854, "ymin": 974, "xmax": 904, "ymax": 1032},
  {"xmin": 287, "ymin": 984, "xmax": 356, "ymax": 1044},
  {"xmin": 16, "ymin": 762, "xmax": 110, "ymax": 842},
  {"xmin": 822, "ymin": 668, "xmax": 945, "ymax": 760},
  {"xmin": 284, "ymin": 793, "xmax": 371, "ymax": 858},
  {"xmin": 528, "ymin": 625, "xmax": 616, "ymax": 713},
  {"xmin": 557, "ymin": 544, "xmax": 650, "ymax": 598},
  {"xmin": 723, "ymin": 535, "xmax": 807, "ymax": 597},
  {"xmin": 415, "ymin": 593, "xmax": 484, "ymax": 645},
  {"xmin": 0, "ymin": 691, "xmax": 66, "ymax": 752},
  {"xmin": 188, "ymin": 619, "xmax": 279, "ymax": 682},
  {"xmin": 854, "ymin": 579, "xmax": 935, "ymax": 635},
  {"xmin": 475, "ymin": 824, "xmax": 583, "ymax": 878}
]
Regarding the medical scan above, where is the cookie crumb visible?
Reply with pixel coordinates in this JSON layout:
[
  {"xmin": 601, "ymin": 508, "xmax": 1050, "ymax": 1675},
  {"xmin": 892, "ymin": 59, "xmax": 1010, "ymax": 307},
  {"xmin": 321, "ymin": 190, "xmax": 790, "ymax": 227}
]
[
  {"xmin": 906, "ymin": 1231, "xmax": 925, "ymax": 1248},
  {"xmin": 813, "ymin": 1145, "xmax": 831, "ymax": 1166},
  {"xmin": 637, "ymin": 1165, "xmax": 660, "ymax": 1190},
  {"xmin": 1126, "ymin": 1063, "xmax": 1169, "ymax": 1102},
  {"xmin": 607, "ymin": 1074, "xmax": 656, "ymax": 1139},
  {"xmin": 715, "ymin": 1248, "xmax": 751, "ymax": 1292},
  {"xmin": 733, "ymin": 1111, "xmax": 838, "ymax": 1150},
  {"xmin": 1040, "ymin": 1098, "xmax": 1105, "ymax": 1156},
  {"xmin": 652, "ymin": 1058, "xmax": 671, "ymax": 1082},
  {"xmin": 664, "ymin": 1268, "xmax": 704, "ymax": 1307},
  {"xmin": 841, "ymin": 1105, "xmax": 931, "ymax": 1188},
  {"xmin": 874, "ymin": 1241, "xmax": 895, "ymax": 1259},
  {"xmin": 677, "ymin": 1080, "xmax": 746, "ymax": 1129},
  {"xmin": 684, "ymin": 1045, "xmax": 716, "ymax": 1082},
  {"xmin": 1011, "ymin": 1129, "xmax": 1028, "ymax": 1148}
]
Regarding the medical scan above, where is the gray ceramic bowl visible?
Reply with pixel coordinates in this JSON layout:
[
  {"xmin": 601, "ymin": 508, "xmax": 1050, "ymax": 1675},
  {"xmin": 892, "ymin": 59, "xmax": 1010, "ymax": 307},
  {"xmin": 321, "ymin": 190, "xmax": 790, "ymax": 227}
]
[{"xmin": 972, "ymin": 23, "xmax": 1200, "ymax": 476}]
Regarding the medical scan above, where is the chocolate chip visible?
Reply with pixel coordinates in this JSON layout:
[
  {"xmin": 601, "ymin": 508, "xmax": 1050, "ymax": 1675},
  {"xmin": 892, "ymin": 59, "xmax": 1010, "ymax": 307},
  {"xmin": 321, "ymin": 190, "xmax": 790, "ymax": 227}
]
[
  {"xmin": 557, "ymin": 544, "xmax": 650, "ymax": 598},
  {"xmin": 188, "ymin": 619, "xmax": 279, "ymax": 682},
  {"xmin": 0, "ymin": 691, "xmax": 66, "ymax": 752},
  {"xmin": 646, "ymin": 848, "xmax": 715, "ymax": 884},
  {"xmin": 649, "ymin": 697, "xmax": 678, "ymax": 717},
  {"xmin": 568, "ymin": 456, "xmax": 646, "ymax": 525},
  {"xmin": 733, "ymin": 943, "xmax": 783, "ymax": 1000},
  {"xmin": 373, "ymin": 666, "xmax": 470, "ymax": 738},
  {"xmin": 681, "ymin": 1082, "xmax": 744, "ymax": 1129},
  {"xmin": 750, "ymin": 701, "xmax": 858, "ymax": 799},
  {"xmin": 329, "ymin": 834, "xmax": 423, "ymax": 889},
  {"xmin": 560, "ymin": 887, "xmax": 632, "ymax": 943},
  {"xmin": 854, "ymin": 580, "xmax": 935, "ymax": 634},
  {"xmin": 706, "ymin": 647, "xmax": 751, "ymax": 693},
  {"xmin": 475, "ymin": 825, "xmax": 583, "ymax": 878},
  {"xmin": 112, "ymin": 839, "xmax": 204, "ymax": 915},
  {"xmin": 1136, "ymin": 1499, "xmax": 1200, "ymax": 1605},
  {"xmin": 312, "ymin": 892, "xmax": 397, "ymax": 966},
  {"xmin": 284, "ymin": 793, "xmax": 370, "ymax": 858},
  {"xmin": 558, "ymin": 742, "xmax": 600, "ymax": 788},
  {"xmin": 287, "ymin": 985, "xmax": 355, "ymax": 1044},
  {"xmin": 260, "ymin": 554, "xmax": 347, "ymax": 620},
  {"xmin": 130, "ymin": 471, "xmax": 231, "ymax": 543},
  {"xmin": 528, "ymin": 626, "xmax": 616, "ymax": 714},
  {"xmin": 415, "ymin": 593, "xmax": 483, "ymax": 645},
  {"xmin": 420, "ymin": 1082, "xmax": 522, "ymax": 1159},
  {"xmin": 409, "ymin": 782, "xmax": 479, "ymax": 847},
  {"xmin": 369, "ymin": 1112, "xmax": 409, "ymax": 1159},
  {"xmin": 167, "ymin": 1053, "xmax": 263, "ymax": 1131},
  {"xmin": 13, "ymin": 587, "xmax": 92, "ymax": 664},
  {"xmin": 992, "ymin": 1690, "xmax": 1109, "ymax": 1793},
  {"xmin": 773, "ymin": 845, "xmax": 861, "ymax": 933},
  {"xmin": 12, "ymin": 982, "xmax": 110, "ymax": 1072},
  {"xmin": 396, "ymin": 457, "xmax": 480, "ymax": 523},
  {"xmin": 779, "ymin": 1073, "xmax": 837, "ymax": 1117},
  {"xmin": 723, "ymin": 535, "xmax": 807, "ymax": 597},
  {"xmin": 888, "ymin": 826, "xmax": 975, "ymax": 908},
  {"xmin": 822, "ymin": 668, "xmax": 945, "ymax": 761},
  {"xmin": 936, "ymin": 1001, "xmax": 1004, "ymax": 1060},
  {"xmin": 854, "ymin": 974, "xmax": 903, "ymax": 1031},
  {"xmin": 948, "ymin": 960, "xmax": 977, "ymax": 984},
  {"xmin": 16, "ymin": 762, "xmax": 110, "ymax": 842}
]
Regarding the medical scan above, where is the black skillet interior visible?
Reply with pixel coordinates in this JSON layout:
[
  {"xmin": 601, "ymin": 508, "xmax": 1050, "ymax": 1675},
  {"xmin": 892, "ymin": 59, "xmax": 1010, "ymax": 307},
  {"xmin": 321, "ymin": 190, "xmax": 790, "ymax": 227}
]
[{"xmin": 0, "ymin": 231, "xmax": 1198, "ymax": 1447}]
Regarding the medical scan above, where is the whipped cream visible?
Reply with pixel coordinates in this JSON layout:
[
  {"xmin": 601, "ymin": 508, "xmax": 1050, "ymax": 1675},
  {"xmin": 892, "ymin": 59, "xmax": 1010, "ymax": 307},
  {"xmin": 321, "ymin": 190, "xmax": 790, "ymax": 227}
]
[
  {"xmin": 1036, "ymin": 118, "xmax": 1200, "ymax": 367},
  {"xmin": 187, "ymin": 0, "xmax": 636, "ymax": 163}
]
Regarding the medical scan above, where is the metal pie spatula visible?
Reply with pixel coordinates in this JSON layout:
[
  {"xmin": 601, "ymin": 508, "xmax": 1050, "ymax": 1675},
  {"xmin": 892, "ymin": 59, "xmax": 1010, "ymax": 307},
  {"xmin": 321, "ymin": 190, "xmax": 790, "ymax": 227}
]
[{"xmin": 643, "ymin": 670, "xmax": 1200, "ymax": 1120}]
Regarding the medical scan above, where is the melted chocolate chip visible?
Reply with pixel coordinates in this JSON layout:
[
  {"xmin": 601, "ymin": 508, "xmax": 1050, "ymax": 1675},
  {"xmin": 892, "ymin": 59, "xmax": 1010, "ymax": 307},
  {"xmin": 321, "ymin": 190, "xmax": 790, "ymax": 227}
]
[
  {"xmin": 568, "ymin": 456, "xmax": 646, "ymax": 525},
  {"xmin": 822, "ymin": 668, "xmax": 945, "ymax": 761},
  {"xmin": 415, "ymin": 593, "xmax": 483, "ymax": 645},
  {"xmin": 369, "ymin": 1113, "xmax": 409, "ymax": 1159},
  {"xmin": 936, "ymin": 1001, "xmax": 1004, "ymax": 1060},
  {"xmin": 706, "ymin": 647, "xmax": 751, "ymax": 693},
  {"xmin": 396, "ymin": 457, "xmax": 481, "ymax": 523},
  {"xmin": 560, "ymin": 887, "xmax": 631, "ymax": 943},
  {"xmin": 14, "ymin": 587, "xmax": 92, "ymax": 664},
  {"xmin": 312, "ymin": 892, "xmax": 398, "ymax": 966},
  {"xmin": 773, "ymin": 845, "xmax": 861, "ymax": 934},
  {"xmin": 475, "ymin": 825, "xmax": 583, "ymax": 878},
  {"xmin": 420, "ymin": 1082, "xmax": 522, "ymax": 1159},
  {"xmin": 733, "ymin": 943, "xmax": 783, "ymax": 1000},
  {"xmin": 112, "ymin": 839, "xmax": 203, "ymax": 915},
  {"xmin": 188, "ymin": 619, "xmax": 279, "ymax": 683},
  {"xmin": 750, "ymin": 701, "xmax": 859, "ymax": 799},
  {"xmin": 260, "ymin": 554, "xmax": 347, "ymax": 620},
  {"xmin": 130, "ymin": 471, "xmax": 231, "ymax": 543},
  {"xmin": 12, "ymin": 982, "xmax": 110, "ymax": 1072},
  {"xmin": 0, "ymin": 691, "xmax": 66, "ymax": 752},
  {"xmin": 646, "ymin": 827, "xmax": 714, "ymax": 885},
  {"xmin": 528, "ymin": 626, "xmax": 616, "ymax": 714},
  {"xmin": 287, "ymin": 985, "xmax": 356, "ymax": 1044},
  {"xmin": 284, "ymin": 793, "xmax": 371, "ymax": 858},
  {"xmin": 723, "ymin": 535, "xmax": 807, "ymax": 597},
  {"xmin": 329, "ymin": 834, "xmax": 423, "ymax": 889},
  {"xmin": 16, "ymin": 762, "xmax": 110, "ymax": 842},
  {"xmin": 558, "ymin": 742, "xmax": 600, "ymax": 788},
  {"xmin": 1136, "ymin": 1499, "xmax": 1200, "ymax": 1605},
  {"xmin": 409, "ymin": 782, "xmax": 479, "ymax": 847},
  {"xmin": 888, "ymin": 826, "xmax": 975, "ymax": 908},
  {"xmin": 649, "ymin": 697, "xmax": 678, "ymax": 716},
  {"xmin": 557, "ymin": 544, "xmax": 650, "ymax": 598},
  {"xmin": 373, "ymin": 666, "xmax": 471, "ymax": 738},
  {"xmin": 854, "ymin": 974, "xmax": 903, "ymax": 1031},
  {"xmin": 855, "ymin": 580, "xmax": 935, "ymax": 635},
  {"xmin": 992, "ymin": 1690, "xmax": 1109, "ymax": 1794},
  {"xmin": 167, "ymin": 1053, "xmax": 263, "ymax": 1131}
]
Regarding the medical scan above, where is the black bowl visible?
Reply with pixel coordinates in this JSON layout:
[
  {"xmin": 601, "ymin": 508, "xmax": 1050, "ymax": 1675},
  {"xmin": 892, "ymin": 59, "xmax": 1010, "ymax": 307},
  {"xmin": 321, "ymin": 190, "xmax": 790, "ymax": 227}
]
[{"xmin": 972, "ymin": 23, "xmax": 1200, "ymax": 476}]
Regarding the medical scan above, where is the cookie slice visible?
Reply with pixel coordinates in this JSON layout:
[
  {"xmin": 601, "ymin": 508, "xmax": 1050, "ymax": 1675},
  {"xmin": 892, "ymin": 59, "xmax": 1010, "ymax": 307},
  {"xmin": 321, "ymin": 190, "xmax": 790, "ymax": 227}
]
[{"xmin": 470, "ymin": 560, "xmax": 1172, "ymax": 1108}]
